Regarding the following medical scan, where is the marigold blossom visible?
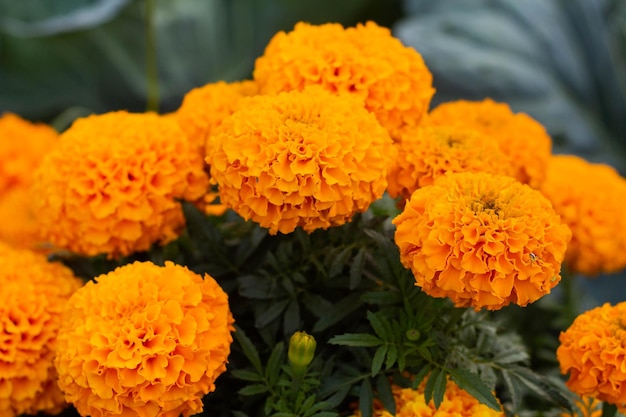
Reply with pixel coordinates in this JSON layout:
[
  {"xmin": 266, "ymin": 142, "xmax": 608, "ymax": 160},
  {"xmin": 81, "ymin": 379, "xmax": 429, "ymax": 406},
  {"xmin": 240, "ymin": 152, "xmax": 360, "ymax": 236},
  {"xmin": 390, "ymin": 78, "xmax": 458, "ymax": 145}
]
[
  {"xmin": 0, "ymin": 188, "xmax": 47, "ymax": 251},
  {"xmin": 386, "ymin": 125, "xmax": 513, "ymax": 202},
  {"xmin": 253, "ymin": 21, "xmax": 434, "ymax": 139},
  {"xmin": 351, "ymin": 377, "xmax": 504, "ymax": 417},
  {"xmin": 425, "ymin": 99, "xmax": 552, "ymax": 188},
  {"xmin": 206, "ymin": 87, "xmax": 396, "ymax": 234},
  {"xmin": 539, "ymin": 155, "xmax": 626, "ymax": 276},
  {"xmin": 393, "ymin": 172, "xmax": 571, "ymax": 310},
  {"xmin": 31, "ymin": 111, "xmax": 209, "ymax": 258},
  {"xmin": 557, "ymin": 302, "xmax": 626, "ymax": 412},
  {"xmin": 0, "ymin": 243, "xmax": 83, "ymax": 417},
  {"xmin": 0, "ymin": 113, "xmax": 58, "ymax": 196},
  {"xmin": 54, "ymin": 261, "xmax": 234, "ymax": 417},
  {"xmin": 176, "ymin": 80, "xmax": 258, "ymax": 153}
]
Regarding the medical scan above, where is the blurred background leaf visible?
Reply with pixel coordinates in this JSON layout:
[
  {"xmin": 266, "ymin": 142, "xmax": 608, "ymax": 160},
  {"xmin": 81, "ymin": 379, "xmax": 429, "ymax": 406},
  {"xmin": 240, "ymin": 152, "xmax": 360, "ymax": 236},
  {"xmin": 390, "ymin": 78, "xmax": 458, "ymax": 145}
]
[{"xmin": 394, "ymin": 0, "xmax": 626, "ymax": 167}]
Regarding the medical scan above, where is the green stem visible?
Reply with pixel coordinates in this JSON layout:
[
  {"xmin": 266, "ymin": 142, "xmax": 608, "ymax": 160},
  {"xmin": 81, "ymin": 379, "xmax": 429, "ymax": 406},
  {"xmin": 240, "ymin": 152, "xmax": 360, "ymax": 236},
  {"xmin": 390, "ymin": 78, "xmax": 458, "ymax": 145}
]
[{"xmin": 145, "ymin": 0, "xmax": 159, "ymax": 112}]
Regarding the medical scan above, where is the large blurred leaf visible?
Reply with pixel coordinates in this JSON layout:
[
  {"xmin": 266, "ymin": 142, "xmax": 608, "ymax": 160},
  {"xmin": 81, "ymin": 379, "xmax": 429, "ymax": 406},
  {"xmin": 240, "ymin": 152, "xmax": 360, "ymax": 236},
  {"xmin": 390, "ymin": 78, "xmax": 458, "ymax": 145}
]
[
  {"xmin": 0, "ymin": 0, "xmax": 396, "ymax": 122},
  {"xmin": 395, "ymin": 0, "xmax": 626, "ymax": 167},
  {"xmin": 0, "ymin": 0, "xmax": 129, "ymax": 36}
]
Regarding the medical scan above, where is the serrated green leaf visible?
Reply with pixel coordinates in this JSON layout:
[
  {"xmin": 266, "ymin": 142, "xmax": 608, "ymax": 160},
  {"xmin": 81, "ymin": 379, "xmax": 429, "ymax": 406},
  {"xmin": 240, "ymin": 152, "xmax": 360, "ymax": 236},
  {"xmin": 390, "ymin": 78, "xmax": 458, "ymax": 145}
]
[
  {"xmin": 376, "ymin": 374, "xmax": 395, "ymax": 415},
  {"xmin": 255, "ymin": 298, "xmax": 290, "ymax": 328},
  {"xmin": 329, "ymin": 246, "xmax": 353, "ymax": 278},
  {"xmin": 238, "ymin": 384, "xmax": 269, "ymax": 396},
  {"xmin": 361, "ymin": 291, "xmax": 402, "ymax": 305},
  {"xmin": 283, "ymin": 299, "xmax": 300, "ymax": 336},
  {"xmin": 328, "ymin": 333, "xmax": 382, "ymax": 347},
  {"xmin": 234, "ymin": 325, "xmax": 263, "ymax": 374},
  {"xmin": 238, "ymin": 274, "xmax": 279, "ymax": 300},
  {"xmin": 302, "ymin": 293, "xmax": 333, "ymax": 318},
  {"xmin": 371, "ymin": 345, "xmax": 387, "ymax": 376},
  {"xmin": 367, "ymin": 311, "xmax": 391, "ymax": 341},
  {"xmin": 500, "ymin": 370, "xmax": 524, "ymax": 411},
  {"xmin": 411, "ymin": 365, "xmax": 432, "ymax": 389},
  {"xmin": 265, "ymin": 341, "xmax": 285, "ymax": 385},
  {"xmin": 349, "ymin": 247, "xmax": 366, "ymax": 289},
  {"xmin": 423, "ymin": 367, "xmax": 441, "ymax": 406},
  {"xmin": 385, "ymin": 344, "xmax": 398, "ymax": 370},
  {"xmin": 312, "ymin": 293, "xmax": 363, "ymax": 332},
  {"xmin": 449, "ymin": 369, "xmax": 501, "ymax": 411},
  {"xmin": 510, "ymin": 366, "xmax": 574, "ymax": 410},
  {"xmin": 231, "ymin": 369, "xmax": 264, "ymax": 382},
  {"xmin": 359, "ymin": 379, "xmax": 374, "ymax": 417},
  {"xmin": 492, "ymin": 349, "xmax": 529, "ymax": 365}
]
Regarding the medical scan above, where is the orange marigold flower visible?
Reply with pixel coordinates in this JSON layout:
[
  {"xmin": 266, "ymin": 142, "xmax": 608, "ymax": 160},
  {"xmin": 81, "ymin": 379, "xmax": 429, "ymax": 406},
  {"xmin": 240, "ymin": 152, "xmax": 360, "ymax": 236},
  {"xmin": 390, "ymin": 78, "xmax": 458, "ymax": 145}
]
[
  {"xmin": 351, "ymin": 377, "xmax": 504, "ymax": 417},
  {"xmin": 393, "ymin": 172, "xmax": 571, "ymax": 310},
  {"xmin": 387, "ymin": 125, "xmax": 513, "ymax": 202},
  {"xmin": 253, "ymin": 21, "xmax": 434, "ymax": 140},
  {"xmin": 54, "ymin": 261, "xmax": 234, "ymax": 417},
  {"xmin": 176, "ymin": 80, "xmax": 258, "ymax": 153},
  {"xmin": 0, "ymin": 243, "xmax": 83, "ymax": 417},
  {"xmin": 206, "ymin": 87, "xmax": 396, "ymax": 234},
  {"xmin": 557, "ymin": 302, "xmax": 626, "ymax": 412},
  {"xmin": 425, "ymin": 99, "xmax": 552, "ymax": 188},
  {"xmin": 0, "ymin": 113, "xmax": 58, "ymax": 196},
  {"xmin": 31, "ymin": 111, "xmax": 209, "ymax": 258},
  {"xmin": 0, "ymin": 188, "xmax": 47, "ymax": 251},
  {"xmin": 539, "ymin": 155, "xmax": 626, "ymax": 276}
]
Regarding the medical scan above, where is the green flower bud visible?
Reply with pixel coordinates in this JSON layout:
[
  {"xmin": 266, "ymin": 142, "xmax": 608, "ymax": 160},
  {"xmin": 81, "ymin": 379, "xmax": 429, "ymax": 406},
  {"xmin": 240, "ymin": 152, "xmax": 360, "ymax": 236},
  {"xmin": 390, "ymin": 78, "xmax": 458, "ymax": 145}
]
[
  {"xmin": 288, "ymin": 331, "xmax": 317, "ymax": 368},
  {"xmin": 406, "ymin": 329, "xmax": 420, "ymax": 341}
]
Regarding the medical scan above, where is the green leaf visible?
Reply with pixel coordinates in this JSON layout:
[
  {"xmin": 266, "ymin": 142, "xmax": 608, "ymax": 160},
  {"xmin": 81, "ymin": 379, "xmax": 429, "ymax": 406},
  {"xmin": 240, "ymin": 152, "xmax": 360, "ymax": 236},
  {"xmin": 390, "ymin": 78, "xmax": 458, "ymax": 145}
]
[
  {"xmin": 329, "ymin": 246, "xmax": 353, "ymax": 278},
  {"xmin": 265, "ymin": 341, "xmax": 285, "ymax": 385},
  {"xmin": 238, "ymin": 384, "xmax": 269, "ymax": 396},
  {"xmin": 234, "ymin": 325, "xmax": 263, "ymax": 374},
  {"xmin": 238, "ymin": 274, "xmax": 280, "ymax": 300},
  {"xmin": 328, "ymin": 333, "xmax": 382, "ymax": 347},
  {"xmin": 255, "ymin": 298, "xmax": 290, "ymax": 328},
  {"xmin": 449, "ymin": 369, "xmax": 501, "ymax": 411},
  {"xmin": 492, "ymin": 349, "xmax": 529, "ymax": 365},
  {"xmin": 231, "ymin": 369, "xmax": 264, "ymax": 382},
  {"xmin": 371, "ymin": 345, "xmax": 387, "ymax": 376},
  {"xmin": 375, "ymin": 374, "xmax": 395, "ymax": 415},
  {"xmin": 283, "ymin": 299, "xmax": 301, "ymax": 336},
  {"xmin": 358, "ymin": 378, "xmax": 374, "ymax": 417},
  {"xmin": 349, "ymin": 247, "xmax": 366, "ymax": 289},
  {"xmin": 361, "ymin": 290, "xmax": 402, "ymax": 306},
  {"xmin": 602, "ymin": 402, "xmax": 617, "ymax": 417},
  {"xmin": 500, "ymin": 370, "xmax": 524, "ymax": 411},
  {"xmin": 385, "ymin": 344, "xmax": 398, "ymax": 370},
  {"xmin": 423, "ymin": 367, "xmax": 442, "ymax": 406},
  {"xmin": 312, "ymin": 293, "xmax": 363, "ymax": 332},
  {"xmin": 432, "ymin": 370, "xmax": 447, "ymax": 409},
  {"xmin": 367, "ymin": 311, "xmax": 390, "ymax": 340}
]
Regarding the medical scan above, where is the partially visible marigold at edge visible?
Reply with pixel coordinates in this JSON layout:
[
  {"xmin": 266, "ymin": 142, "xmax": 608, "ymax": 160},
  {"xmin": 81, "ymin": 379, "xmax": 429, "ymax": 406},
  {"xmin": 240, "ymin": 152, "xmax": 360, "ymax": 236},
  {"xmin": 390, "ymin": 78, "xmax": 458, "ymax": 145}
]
[
  {"xmin": 0, "ymin": 243, "xmax": 83, "ymax": 417},
  {"xmin": 351, "ymin": 376, "xmax": 504, "ymax": 417},
  {"xmin": 0, "ymin": 113, "xmax": 58, "ymax": 195},
  {"xmin": 393, "ymin": 172, "xmax": 571, "ymax": 311},
  {"xmin": 387, "ymin": 125, "xmax": 513, "ymax": 202},
  {"xmin": 31, "ymin": 111, "xmax": 209, "ymax": 258},
  {"xmin": 557, "ymin": 302, "xmax": 626, "ymax": 412},
  {"xmin": 425, "ymin": 99, "xmax": 552, "ymax": 188},
  {"xmin": 175, "ymin": 80, "xmax": 258, "ymax": 153},
  {"xmin": 206, "ymin": 86, "xmax": 396, "ymax": 234},
  {"xmin": 54, "ymin": 261, "xmax": 234, "ymax": 417},
  {"xmin": 539, "ymin": 154, "xmax": 626, "ymax": 276},
  {"xmin": 253, "ymin": 21, "xmax": 435, "ymax": 139}
]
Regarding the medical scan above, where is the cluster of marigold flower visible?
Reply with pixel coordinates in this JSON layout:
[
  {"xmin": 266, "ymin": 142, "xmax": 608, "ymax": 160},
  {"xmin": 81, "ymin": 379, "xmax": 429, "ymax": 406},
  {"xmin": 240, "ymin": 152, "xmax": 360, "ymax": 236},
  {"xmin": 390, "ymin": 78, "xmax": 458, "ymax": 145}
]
[{"xmin": 1, "ymin": 20, "xmax": 626, "ymax": 417}]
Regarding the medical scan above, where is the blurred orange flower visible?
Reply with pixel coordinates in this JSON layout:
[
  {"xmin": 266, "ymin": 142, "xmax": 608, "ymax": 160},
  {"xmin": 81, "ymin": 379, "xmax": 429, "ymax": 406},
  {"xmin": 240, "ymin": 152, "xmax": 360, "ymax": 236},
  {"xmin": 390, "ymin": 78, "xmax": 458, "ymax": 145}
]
[
  {"xmin": 31, "ymin": 111, "xmax": 209, "ymax": 258},
  {"xmin": 561, "ymin": 396, "xmax": 602, "ymax": 417},
  {"xmin": 386, "ymin": 125, "xmax": 512, "ymax": 202},
  {"xmin": 557, "ymin": 302, "xmax": 626, "ymax": 412},
  {"xmin": 351, "ymin": 376, "xmax": 504, "ymax": 417},
  {"xmin": 176, "ymin": 80, "xmax": 258, "ymax": 154},
  {"xmin": 0, "ymin": 243, "xmax": 83, "ymax": 417},
  {"xmin": 206, "ymin": 86, "xmax": 395, "ymax": 234},
  {"xmin": 253, "ymin": 21, "xmax": 434, "ymax": 140},
  {"xmin": 0, "ymin": 113, "xmax": 58, "ymax": 196},
  {"xmin": 393, "ymin": 172, "xmax": 571, "ymax": 310},
  {"xmin": 540, "ymin": 155, "xmax": 626, "ymax": 276},
  {"xmin": 54, "ymin": 261, "xmax": 234, "ymax": 417},
  {"xmin": 426, "ymin": 99, "xmax": 552, "ymax": 188}
]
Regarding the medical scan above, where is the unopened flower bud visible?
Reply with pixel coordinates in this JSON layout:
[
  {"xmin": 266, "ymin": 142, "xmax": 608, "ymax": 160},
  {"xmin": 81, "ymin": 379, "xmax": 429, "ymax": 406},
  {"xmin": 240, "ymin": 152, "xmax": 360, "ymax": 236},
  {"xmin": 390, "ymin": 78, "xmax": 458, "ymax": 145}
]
[{"xmin": 288, "ymin": 331, "xmax": 317, "ymax": 368}]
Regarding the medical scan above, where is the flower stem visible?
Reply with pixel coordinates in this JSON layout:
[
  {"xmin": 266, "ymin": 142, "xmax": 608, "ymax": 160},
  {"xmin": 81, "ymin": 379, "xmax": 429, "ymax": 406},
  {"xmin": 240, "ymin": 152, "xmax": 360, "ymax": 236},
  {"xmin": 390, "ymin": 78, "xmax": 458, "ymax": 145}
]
[{"xmin": 145, "ymin": 0, "xmax": 159, "ymax": 113}]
